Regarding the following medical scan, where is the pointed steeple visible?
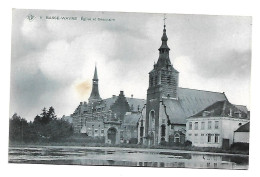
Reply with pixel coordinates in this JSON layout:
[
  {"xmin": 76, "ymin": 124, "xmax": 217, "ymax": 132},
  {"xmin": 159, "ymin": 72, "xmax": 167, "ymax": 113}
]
[
  {"xmin": 93, "ymin": 65, "xmax": 98, "ymax": 80},
  {"xmin": 156, "ymin": 16, "xmax": 171, "ymax": 68},
  {"xmin": 159, "ymin": 25, "xmax": 170, "ymax": 50},
  {"xmin": 88, "ymin": 65, "xmax": 101, "ymax": 103}
]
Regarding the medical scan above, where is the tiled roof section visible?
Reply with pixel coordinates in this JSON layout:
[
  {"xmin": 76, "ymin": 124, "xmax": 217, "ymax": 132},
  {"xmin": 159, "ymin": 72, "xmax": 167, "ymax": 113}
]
[
  {"xmin": 235, "ymin": 122, "xmax": 250, "ymax": 132},
  {"xmin": 123, "ymin": 112, "xmax": 141, "ymax": 126},
  {"xmin": 191, "ymin": 100, "xmax": 248, "ymax": 119},
  {"xmin": 103, "ymin": 96, "xmax": 145, "ymax": 112},
  {"xmin": 178, "ymin": 87, "xmax": 227, "ymax": 117},
  {"xmin": 73, "ymin": 102, "xmax": 88, "ymax": 115},
  {"xmin": 234, "ymin": 105, "xmax": 248, "ymax": 113},
  {"xmin": 162, "ymin": 98, "xmax": 187, "ymax": 124}
]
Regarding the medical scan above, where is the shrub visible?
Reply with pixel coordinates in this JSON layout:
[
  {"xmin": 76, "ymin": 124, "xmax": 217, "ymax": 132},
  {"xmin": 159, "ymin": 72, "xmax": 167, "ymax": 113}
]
[
  {"xmin": 129, "ymin": 138, "xmax": 138, "ymax": 144},
  {"xmin": 184, "ymin": 140, "xmax": 192, "ymax": 147},
  {"xmin": 230, "ymin": 142, "xmax": 249, "ymax": 151}
]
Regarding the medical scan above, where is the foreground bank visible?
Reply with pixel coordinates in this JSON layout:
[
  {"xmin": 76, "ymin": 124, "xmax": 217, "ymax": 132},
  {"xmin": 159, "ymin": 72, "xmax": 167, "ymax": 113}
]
[{"xmin": 8, "ymin": 145, "xmax": 248, "ymax": 169}]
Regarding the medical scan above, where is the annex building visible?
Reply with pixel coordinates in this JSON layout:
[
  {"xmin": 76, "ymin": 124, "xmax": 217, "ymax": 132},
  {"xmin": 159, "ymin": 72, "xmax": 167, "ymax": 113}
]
[
  {"xmin": 71, "ymin": 23, "xmax": 250, "ymax": 147},
  {"xmin": 71, "ymin": 66, "xmax": 145, "ymax": 144}
]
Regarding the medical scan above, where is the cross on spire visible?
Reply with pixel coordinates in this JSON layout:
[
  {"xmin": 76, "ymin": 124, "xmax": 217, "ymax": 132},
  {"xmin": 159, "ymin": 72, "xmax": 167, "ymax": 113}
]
[{"xmin": 163, "ymin": 14, "xmax": 167, "ymax": 29}]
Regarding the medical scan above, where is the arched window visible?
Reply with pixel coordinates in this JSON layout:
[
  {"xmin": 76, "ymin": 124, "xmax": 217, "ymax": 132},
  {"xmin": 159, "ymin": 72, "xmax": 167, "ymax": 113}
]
[
  {"xmin": 140, "ymin": 126, "xmax": 144, "ymax": 137},
  {"xmin": 149, "ymin": 110, "xmax": 155, "ymax": 131},
  {"xmin": 174, "ymin": 133, "xmax": 180, "ymax": 143},
  {"xmin": 161, "ymin": 124, "xmax": 166, "ymax": 137}
]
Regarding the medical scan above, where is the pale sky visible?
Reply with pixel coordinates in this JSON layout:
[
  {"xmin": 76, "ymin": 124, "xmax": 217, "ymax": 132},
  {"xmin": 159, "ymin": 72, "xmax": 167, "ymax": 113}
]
[{"xmin": 10, "ymin": 9, "xmax": 251, "ymax": 121}]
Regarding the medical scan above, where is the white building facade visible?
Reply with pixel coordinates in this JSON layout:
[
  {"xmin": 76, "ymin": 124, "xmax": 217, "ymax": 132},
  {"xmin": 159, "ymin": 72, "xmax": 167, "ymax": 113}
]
[
  {"xmin": 186, "ymin": 117, "xmax": 249, "ymax": 148},
  {"xmin": 186, "ymin": 101, "xmax": 250, "ymax": 148}
]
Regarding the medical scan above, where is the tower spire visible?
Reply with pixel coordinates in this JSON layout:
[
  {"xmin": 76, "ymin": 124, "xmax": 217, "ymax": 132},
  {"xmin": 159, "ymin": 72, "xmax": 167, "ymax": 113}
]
[
  {"xmin": 156, "ymin": 14, "xmax": 171, "ymax": 68},
  {"xmin": 93, "ymin": 64, "xmax": 98, "ymax": 80},
  {"xmin": 163, "ymin": 14, "xmax": 166, "ymax": 29},
  {"xmin": 89, "ymin": 65, "xmax": 101, "ymax": 103}
]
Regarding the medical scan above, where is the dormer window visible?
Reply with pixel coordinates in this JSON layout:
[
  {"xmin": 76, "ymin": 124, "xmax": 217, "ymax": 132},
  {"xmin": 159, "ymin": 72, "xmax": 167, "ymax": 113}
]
[
  {"xmin": 203, "ymin": 111, "xmax": 210, "ymax": 117},
  {"xmin": 234, "ymin": 111, "xmax": 242, "ymax": 118}
]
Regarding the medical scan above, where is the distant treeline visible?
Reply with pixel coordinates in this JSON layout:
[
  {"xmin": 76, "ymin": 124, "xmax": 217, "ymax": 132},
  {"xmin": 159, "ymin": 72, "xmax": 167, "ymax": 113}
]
[{"xmin": 9, "ymin": 107, "xmax": 73, "ymax": 143}]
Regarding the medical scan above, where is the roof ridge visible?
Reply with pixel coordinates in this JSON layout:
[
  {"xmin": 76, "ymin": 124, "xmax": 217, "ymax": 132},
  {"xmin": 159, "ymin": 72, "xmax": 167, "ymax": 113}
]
[
  {"xmin": 126, "ymin": 97, "xmax": 146, "ymax": 100},
  {"xmin": 103, "ymin": 96, "xmax": 146, "ymax": 101},
  {"xmin": 234, "ymin": 104, "xmax": 247, "ymax": 107},
  {"xmin": 178, "ymin": 87, "xmax": 225, "ymax": 94}
]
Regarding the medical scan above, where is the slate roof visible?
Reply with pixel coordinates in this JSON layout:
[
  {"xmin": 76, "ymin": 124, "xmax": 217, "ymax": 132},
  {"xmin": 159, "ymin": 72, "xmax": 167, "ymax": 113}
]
[
  {"xmin": 103, "ymin": 96, "xmax": 146, "ymax": 112},
  {"xmin": 178, "ymin": 87, "xmax": 227, "ymax": 117},
  {"xmin": 235, "ymin": 122, "xmax": 250, "ymax": 132},
  {"xmin": 72, "ymin": 102, "xmax": 88, "ymax": 115},
  {"xmin": 73, "ymin": 95, "xmax": 145, "ymax": 117},
  {"xmin": 234, "ymin": 105, "xmax": 248, "ymax": 113},
  {"xmin": 123, "ymin": 112, "xmax": 141, "ymax": 126},
  {"xmin": 161, "ymin": 88, "xmax": 229, "ymax": 125},
  {"xmin": 191, "ymin": 100, "xmax": 248, "ymax": 119},
  {"xmin": 162, "ymin": 98, "xmax": 187, "ymax": 124}
]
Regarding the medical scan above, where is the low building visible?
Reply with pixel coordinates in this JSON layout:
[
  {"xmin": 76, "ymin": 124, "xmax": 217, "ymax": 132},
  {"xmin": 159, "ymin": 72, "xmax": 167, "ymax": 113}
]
[
  {"xmin": 122, "ymin": 112, "xmax": 141, "ymax": 143},
  {"xmin": 186, "ymin": 101, "xmax": 249, "ymax": 149},
  {"xmin": 234, "ymin": 122, "xmax": 250, "ymax": 144}
]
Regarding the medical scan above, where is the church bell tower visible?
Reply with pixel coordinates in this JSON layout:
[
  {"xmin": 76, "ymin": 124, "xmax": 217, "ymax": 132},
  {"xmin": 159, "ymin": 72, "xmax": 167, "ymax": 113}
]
[{"xmin": 145, "ymin": 17, "xmax": 179, "ymax": 145}]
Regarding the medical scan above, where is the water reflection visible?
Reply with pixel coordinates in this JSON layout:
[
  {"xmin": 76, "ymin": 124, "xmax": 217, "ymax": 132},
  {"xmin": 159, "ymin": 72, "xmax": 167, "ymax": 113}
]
[{"xmin": 8, "ymin": 146, "xmax": 248, "ymax": 169}]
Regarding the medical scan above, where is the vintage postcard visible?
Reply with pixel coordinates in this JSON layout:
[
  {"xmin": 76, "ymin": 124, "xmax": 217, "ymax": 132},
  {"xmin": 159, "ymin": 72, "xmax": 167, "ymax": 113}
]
[{"xmin": 9, "ymin": 9, "xmax": 251, "ymax": 169}]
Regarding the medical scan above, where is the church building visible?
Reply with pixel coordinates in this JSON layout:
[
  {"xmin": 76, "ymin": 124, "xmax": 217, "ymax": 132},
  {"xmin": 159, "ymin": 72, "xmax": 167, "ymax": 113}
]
[
  {"xmin": 137, "ymin": 22, "xmax": 247, "ymax": 146},
  {"xmin": 71, "ymin": 19, "xmax": 249, "ymax": 147}
]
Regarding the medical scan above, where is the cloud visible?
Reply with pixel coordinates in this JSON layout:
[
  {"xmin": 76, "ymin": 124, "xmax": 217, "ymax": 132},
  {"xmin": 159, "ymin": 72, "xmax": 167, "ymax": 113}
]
[
  {"xmin": 10, "ymin": 10, "xmax": 252, "ymax": 120},
  {"xmin": 195, "ymin": 49, "xmax": 251, "ymax": 79}
]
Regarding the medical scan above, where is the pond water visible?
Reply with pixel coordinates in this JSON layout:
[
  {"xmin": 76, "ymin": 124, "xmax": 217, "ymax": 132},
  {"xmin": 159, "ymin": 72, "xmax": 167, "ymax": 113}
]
[{"xmin": 8, "ymin": 146, "xmax": 248, "ymax": 169}]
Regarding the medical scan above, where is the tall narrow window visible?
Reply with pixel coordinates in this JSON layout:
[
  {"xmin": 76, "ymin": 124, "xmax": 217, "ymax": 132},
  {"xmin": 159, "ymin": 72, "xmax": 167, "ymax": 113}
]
[
  {"xmin": 140, "ymin": 126, "xmax": 144, "ymax": 137},
  {"xmin": 195, "ymin": 122, "xmax": 198, "ymax": 130},
  {"xmin": 215, "ymin": 134, "xmax": 220, "ymax": 143},
  {"xmin": 149, "ymin": 111, "xmax": 155, "ymax": 131},
  {"xmin": 189, "ymin": 122, "xmax": 192, "ymax": 130},
  {"xmin": 215, "ymin": 121, "xmax": 219, "ymax": 129},
  {"xmin": 208, "ymin": 134, "xmax": 212, "ymax": 143},
  {"xmin": 201, "ymin": 122, "xmax": 205, "ymax": 130},
  {"xmin": 161, "ymin": 124, "xmax": 166, "ymax": 137},
  {"xmin": 208, "ymin": 121, "xmax": 212, "ymax": 129}
]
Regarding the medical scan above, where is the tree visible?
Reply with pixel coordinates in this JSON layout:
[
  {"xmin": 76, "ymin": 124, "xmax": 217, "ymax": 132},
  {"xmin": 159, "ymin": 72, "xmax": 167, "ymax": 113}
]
[
  {"xmin": 10, "ymin": 107, "xmax": 74, "ymax": 144},
  {"xmin": 41, "ymin": 107, "xmax": 50, "ymax": 124},
  {"xmin": 33, "ymin": 114, "xmax": 42, "ymax": 124},
  {"xmin": 47, "ymin": 106, "xmax": 57, "ymax": 121},
  {"xmin": 9, "ymin": 113, "xmax": 30, "ymax": 142}
]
